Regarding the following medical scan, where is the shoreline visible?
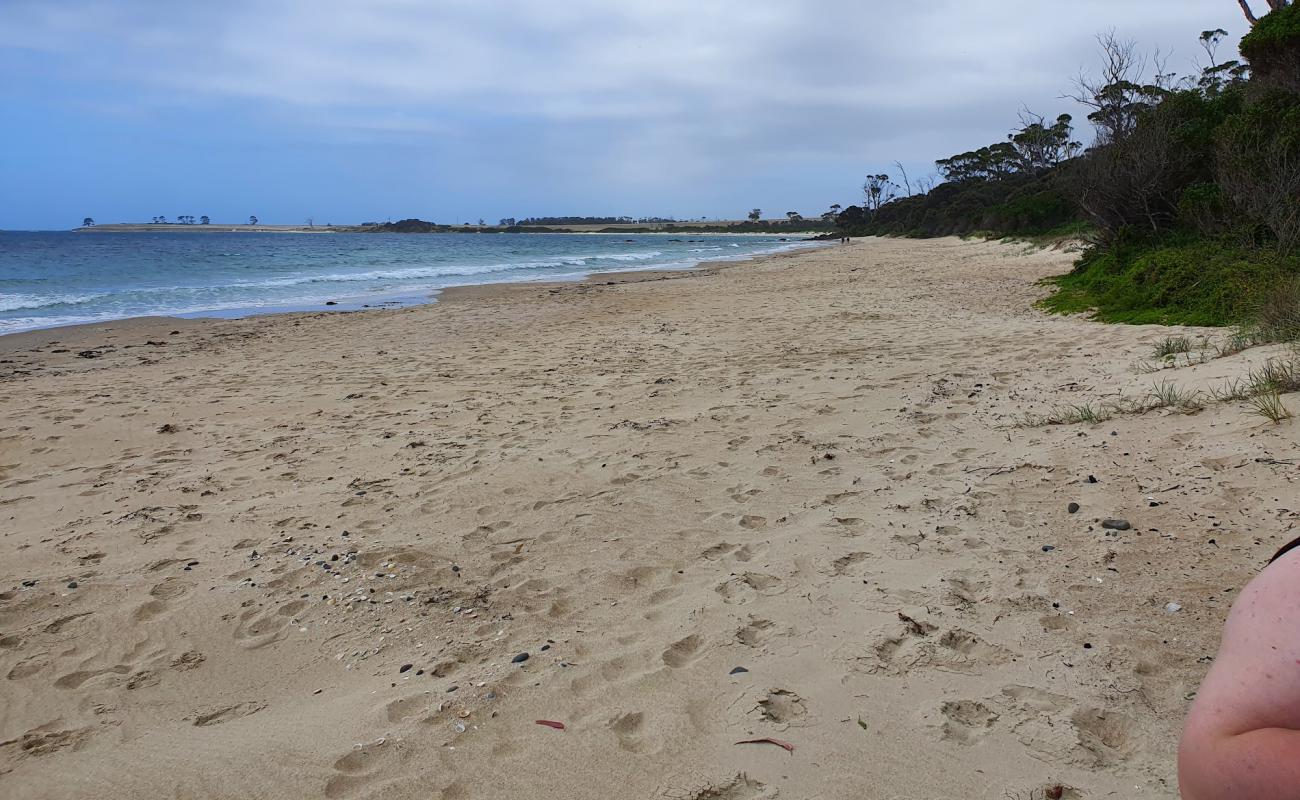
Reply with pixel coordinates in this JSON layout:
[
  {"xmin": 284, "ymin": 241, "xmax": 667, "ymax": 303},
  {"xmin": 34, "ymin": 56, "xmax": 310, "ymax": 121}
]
[
  {"xmin": 0, "ymin": 239, "xmax": 830, "ymax": 344},
  {"xmin": 2, "ymin": 237, "xmax": 1295, "ymax": 798}
]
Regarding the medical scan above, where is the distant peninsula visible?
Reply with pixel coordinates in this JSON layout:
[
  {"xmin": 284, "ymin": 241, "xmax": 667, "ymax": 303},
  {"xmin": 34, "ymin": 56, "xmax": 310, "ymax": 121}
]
[{"xmin": 74, "ymin": 217, "xmax": 837, "ymax": 235}]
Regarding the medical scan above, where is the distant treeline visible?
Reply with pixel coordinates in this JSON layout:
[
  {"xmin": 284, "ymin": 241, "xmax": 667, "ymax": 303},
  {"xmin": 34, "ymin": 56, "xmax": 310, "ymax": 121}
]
[
  {"xmin": 839, "ymin": 1, "xmax": 1300, "ymax": 327},
  {"xmin": 361, "ymin": 218, "xmax": 834, "ymax": 234},
  {"xmin": 501, "ymin": 216, "xmax": 680, "ymax": 226}
]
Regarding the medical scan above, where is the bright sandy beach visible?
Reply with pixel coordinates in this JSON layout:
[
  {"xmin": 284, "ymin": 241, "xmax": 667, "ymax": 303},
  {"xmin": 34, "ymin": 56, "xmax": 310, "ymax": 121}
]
[{"xmin": 2, "ymin": 237, "xmax": 1297, "ymax": 799}]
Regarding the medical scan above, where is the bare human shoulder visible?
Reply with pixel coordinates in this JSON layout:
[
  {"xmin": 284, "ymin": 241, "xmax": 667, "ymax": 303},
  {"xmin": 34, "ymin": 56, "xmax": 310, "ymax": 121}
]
[{"xmin": 1180, "ymin": 550, "xmax": 1300, "ymax": 800}]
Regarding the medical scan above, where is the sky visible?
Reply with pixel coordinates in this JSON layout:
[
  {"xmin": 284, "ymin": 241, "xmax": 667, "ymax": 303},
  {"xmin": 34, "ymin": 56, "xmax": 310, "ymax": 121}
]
[{"xmin": 0, "ymin": 0, "xmax": 1252, "ymax": 230}]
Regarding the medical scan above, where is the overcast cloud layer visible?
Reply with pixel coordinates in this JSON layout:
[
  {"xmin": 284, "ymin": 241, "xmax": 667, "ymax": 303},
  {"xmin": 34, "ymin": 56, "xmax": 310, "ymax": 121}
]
[{"xmin": 0, "ymin": 0, "xmax": 1250, "ymax": 229}]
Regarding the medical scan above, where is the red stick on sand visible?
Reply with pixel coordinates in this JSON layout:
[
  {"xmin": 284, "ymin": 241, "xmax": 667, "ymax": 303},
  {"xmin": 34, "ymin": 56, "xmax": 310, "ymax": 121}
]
[
  {"xmin": 735, "ymin": 737, "xmax": 795, "ymax": 752},
  {"xmin": 536, "ymin": 720, "xmax": 566, "ymax": 730}
]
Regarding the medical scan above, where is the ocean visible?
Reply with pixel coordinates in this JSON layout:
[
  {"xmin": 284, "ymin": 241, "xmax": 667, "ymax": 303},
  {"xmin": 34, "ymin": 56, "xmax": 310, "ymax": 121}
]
[{"xmin": 0, "ymin": 231, "xmax": 817, "ymax": 335}]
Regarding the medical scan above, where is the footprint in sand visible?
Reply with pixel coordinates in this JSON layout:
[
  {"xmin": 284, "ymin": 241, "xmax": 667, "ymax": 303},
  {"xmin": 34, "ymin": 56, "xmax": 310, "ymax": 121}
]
[
  {"xmin": 757, "ymin": 689, "xmax": 807, "ymax": 726},
  {"xmin": 716, "ymin": 573, "xmax": 785, "ymax": 605},
  {"xmin": 662, "ymin": 634, "xmax": 705, "ymax": 668},
  {"xmin": 232, "ymin": 599, "xmax": 308, "ymax": 649},
  {"xmin": 191, "ymin": 701, "xmax": 267, "ymax": 727},
  {"xmin": 659, "ymin": 773, "xmax": 776, "ymax": 800},
  {"xmin": 866, "ymin": 615, "xmax": 1011, "ymax": 676},
  {"xmin": 735, "ymin": 617, "xmax": 774, "ymax": 647},
  {"xmin": 1069, "ymin": 707, "xmax": 1136, "ymax": 767},
  {"xmin": 831, "ymin": 552, "xmax": 872, "ymax": 576},
  {"xmin": 325, "ymin": 741, "xmax": 408, "ymax": 799},
  {"xmin": 938, "ymin": 700, "xmax": 999, "ymax": 744},
  {"xmin": 609, "ymin": 710, "xmax": 658, "ymax": 754}
]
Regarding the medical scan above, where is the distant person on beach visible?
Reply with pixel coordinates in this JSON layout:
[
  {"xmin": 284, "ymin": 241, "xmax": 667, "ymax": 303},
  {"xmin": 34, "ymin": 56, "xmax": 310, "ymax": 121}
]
[{"xmin": 1179, "ymin": 542, "xmax": 1300, "ymax": 799}]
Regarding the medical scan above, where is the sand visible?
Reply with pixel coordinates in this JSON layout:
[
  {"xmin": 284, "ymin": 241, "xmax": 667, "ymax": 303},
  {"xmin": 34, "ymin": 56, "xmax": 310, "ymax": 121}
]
[{"xmin": 1, "ymin": 237, "xmax": 1297, "ymax": 800}]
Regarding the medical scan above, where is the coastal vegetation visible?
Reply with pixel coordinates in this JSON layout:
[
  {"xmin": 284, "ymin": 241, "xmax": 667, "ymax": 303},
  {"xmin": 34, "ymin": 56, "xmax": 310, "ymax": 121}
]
[{"xmin": 841, "ymin": 0, "xmax": 1300, "ymax": 331}]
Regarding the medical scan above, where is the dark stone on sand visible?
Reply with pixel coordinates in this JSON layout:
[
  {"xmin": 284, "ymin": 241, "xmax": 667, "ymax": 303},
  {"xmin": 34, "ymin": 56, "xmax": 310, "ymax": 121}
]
[
  {"xmin": 1068, "ymin": 503, "xmax": 1081, "ymax": 514},
  {"xmin": 67, "ymin": 581, "xmax": 78, "ymax": 589},
  {"xmin": 21, "ymin": 580, "xmax": 36, "ymax": 587},
  {"xmin": 1087, "ymin": 475, "xmax": 1099, "ymax": 484},
  {"xmin": 1101, "ymin": 519, "xmax": 1132, "ymax": 531},
  {"xmin": 730, "ymin": 667, "xmax": 749, "ymax": 675},
  {"xmin": 511, "ymin": 653, "xmax": 529, "ymax": 664},
  {"xmin": 399, "ymin": 664, "xmax": 413, "ymax": 673},
  {"xmin": 1041, "ymin": 545, "xmax": 1056, "ymax": 552}
]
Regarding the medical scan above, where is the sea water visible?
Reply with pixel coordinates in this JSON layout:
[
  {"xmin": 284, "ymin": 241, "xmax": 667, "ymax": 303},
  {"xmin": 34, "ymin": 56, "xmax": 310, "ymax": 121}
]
[{"xmin": 0, "ymin": 231, "xmax": 816, "ymax": 335}]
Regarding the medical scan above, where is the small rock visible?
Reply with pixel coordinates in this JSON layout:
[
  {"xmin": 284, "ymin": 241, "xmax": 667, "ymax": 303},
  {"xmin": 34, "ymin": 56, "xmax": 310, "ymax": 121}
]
[
  {"xmin": 511, "ymin": 652, "xmax": 529, "ymax": 664},
  {"xmin": 1165, "ymin": 602, "xmax": 1183, "ymax": 614},
  {"xmin": 66, "ymin": 581, "xmax": 78, "ymax": 589},
  {"xmin": 1101, "ymin": 519, "xmax": 1132, "ymax": 531},
  {"xmin": 1087, "ymin": 475, "xmax": 1099, "ymax": 484},
  {"xmin": 1067, "ymin": 503, "xmax": 1081, "ymax": 514},
  {"xmin": 1041, "ymin": 545, "xmax": 1056, "ymax": 553},
  {"xmin": 399, "ymin": 664, "xmax": 413, "ymax": 673},
  {"xmin": 21, "ymin": 580, "xmax": 36, "ymax": 587},
  {"xmin": 729, "ymin": 667, "xmax": 749, "ymax": 675}
]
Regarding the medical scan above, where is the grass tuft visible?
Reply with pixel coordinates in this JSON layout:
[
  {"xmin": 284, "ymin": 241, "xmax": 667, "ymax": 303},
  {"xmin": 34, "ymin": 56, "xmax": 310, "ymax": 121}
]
[
  {"xmin": 1154, "ymin": 336, "xmax": 1193, "ymax": 359},
  {"xmin": 1147, "ymin": 380, "xmax": 1205, "ymax": 412},
  {"xmin": 1048, "ymin": 403, "xmax": 1113, "ymax": 425},
  {"xmin": 1248, "ymin": 389, "xmax": 1294, "ymax": 424}
]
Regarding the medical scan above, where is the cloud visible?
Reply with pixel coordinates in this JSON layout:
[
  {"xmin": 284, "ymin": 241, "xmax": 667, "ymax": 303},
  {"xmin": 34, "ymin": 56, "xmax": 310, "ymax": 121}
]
[{"xmin": 0, "ymin": 0, "xmax": 1253, "ymax": 224}]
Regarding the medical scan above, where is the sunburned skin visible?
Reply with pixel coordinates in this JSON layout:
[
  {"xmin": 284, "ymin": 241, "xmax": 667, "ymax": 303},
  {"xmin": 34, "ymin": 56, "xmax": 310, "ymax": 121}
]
[{"xmin": 1179, "ymin": 548, "xmax": 1300, "ymax": 800}]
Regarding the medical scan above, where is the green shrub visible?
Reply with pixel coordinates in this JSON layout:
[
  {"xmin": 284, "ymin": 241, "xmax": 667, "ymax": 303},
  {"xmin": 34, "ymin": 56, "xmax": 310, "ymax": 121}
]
[
  {"xmin": 1041, "ymin": 235, "xmax": 1300, "ymax": 326},
  {"xmin": 1215, "ymin": 91, "xmax": 1300, "ymax": 253}
]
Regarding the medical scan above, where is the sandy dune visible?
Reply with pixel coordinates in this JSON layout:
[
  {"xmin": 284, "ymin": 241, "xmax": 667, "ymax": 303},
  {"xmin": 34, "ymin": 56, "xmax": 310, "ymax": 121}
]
[{"xmin": 1, "ymin": 238, "xmax": 1297, "ymax": 799}]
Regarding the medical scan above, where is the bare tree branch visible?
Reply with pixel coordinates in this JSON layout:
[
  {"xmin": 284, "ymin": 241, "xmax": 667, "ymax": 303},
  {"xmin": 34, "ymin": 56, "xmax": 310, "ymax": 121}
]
[
  {"xmin": 893, "ymin": 161, "xmax": 913, "ymax": 197},
  {"xmin": 1239, "ymin": 0, "xmax": 1259, "ymax": 25}
]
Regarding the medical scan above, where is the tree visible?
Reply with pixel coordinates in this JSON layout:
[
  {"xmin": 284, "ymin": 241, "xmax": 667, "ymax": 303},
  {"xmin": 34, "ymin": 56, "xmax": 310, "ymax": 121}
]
[
  {"xmin": 82, "ymin": 217, "xmax": 94, "ymax": 227},
  {"xmin": 200, "ymin": 215, "xmax": 210, "ymax": 225},
  {"xmin": 1069, "ymin": 32, "xmax": 1173, "ymax": 146},
  {"xmin": 1008, "ymin": 111, "xmax": 1080, "ymax": 174},
  {"xmin": 748, "ymin": 208, "xmax": 762, "ymax": 221},
  {"xmin": 785, "ymin": 211, "xmax": 803, "ymax": 223},
  {"xmin": 836, "ymin": 205, "xmax": 866, "ymax": 229},
  {"xmin": 1199, "ymin": 28, "xmax": 1230, "ymax": 67},
  {"xmin": 249, "ymin": 215, "xmax": 258, "ymax": 225},
  {"xmin": 306, "ymin": 217, "xmax": 314, "ymax": 228},
  {"xmin": 1237, "ymin": 0, "xmax": 1292, "ymax": 25},
  {"xmin": 157, "ymin": 216, "xmax": 167, "ymax": 224},
  {"xmin": 863, "ymin": 174, "xmax": 898, "ymax": 213}
]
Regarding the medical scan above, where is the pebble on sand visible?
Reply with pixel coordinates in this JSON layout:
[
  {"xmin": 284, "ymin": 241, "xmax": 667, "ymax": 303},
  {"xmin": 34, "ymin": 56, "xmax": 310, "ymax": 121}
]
[
  {"xmin": 1101, "ymin": 519, "xmax": 1132, "ymax": 531},
  {"xmin": 512, "ymin": 653, "xmax": 529, "ymax": 664}
]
